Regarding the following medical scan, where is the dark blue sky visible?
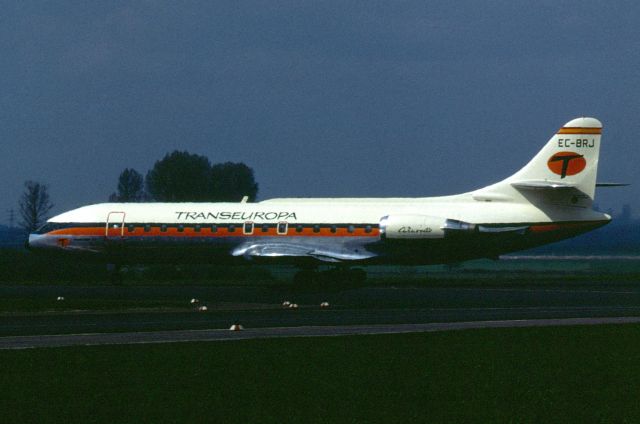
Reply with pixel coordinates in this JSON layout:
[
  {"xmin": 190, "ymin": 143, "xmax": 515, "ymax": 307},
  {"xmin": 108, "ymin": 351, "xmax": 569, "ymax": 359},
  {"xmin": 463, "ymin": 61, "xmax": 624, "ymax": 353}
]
[{"xmin": 2, "ymin": 1, "xmax": 638, "ymax": 222}]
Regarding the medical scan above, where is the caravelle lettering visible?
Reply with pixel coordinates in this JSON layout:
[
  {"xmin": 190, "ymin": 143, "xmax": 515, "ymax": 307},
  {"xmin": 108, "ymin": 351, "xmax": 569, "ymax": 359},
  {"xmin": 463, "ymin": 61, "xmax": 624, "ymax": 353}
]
[{"xmin": 398, "ymin": 226, "xmax": 432, "ymax": 234}]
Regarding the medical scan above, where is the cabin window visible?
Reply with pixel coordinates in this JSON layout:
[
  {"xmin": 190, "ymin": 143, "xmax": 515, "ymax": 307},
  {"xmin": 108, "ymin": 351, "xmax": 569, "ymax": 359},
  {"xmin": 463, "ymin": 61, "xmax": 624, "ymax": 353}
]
[
  {"xmin": 313, "ymin": 224, "xmax": 320, "ymax": 233},
  {"xmin": 161, "ymin": 224, "xmax": 167, "ymax": 232},
  {"xmin": 330, "ymin": 225, "xmax": 337, "ymax": 233},
  {"xmin": 194, "ymin": 224, "xmax": 201, "ymax": 232},
  {"xmin": 144, "ymin": 224, "xmax": 151, "ymax": 232},
  {"xmin": 296, "ymin": 224, "xmax": 303, "ymax": 233},
  {"xmin": 365, "ymin": 225, "xmax": 372, "ymax": 233},
  {"xmin": 261, "ymin": 224, "xmax": 269, "ymax": 233},
  {"xmin": 277, "ymin": 222, "xmax": 288, "ymax": 235},
  {"xmin": 243, "ymin": 222, "xmax": 254, "ymax": 235},
  {"xmin": 228, "ymin": 224, "xmax": 236, "ymax": 233},
  {"xmin": 211, "ymin": 225, "xmax": 217, "ymax": 233},
  {"xmin": 127, "ymin": 224, "xmax": 135, "ymax": 233},
  {"xmin": 348, "ymin": 225, "xmax": 355, "ymax": 233},
  {"xmin": 178, "ymin": 224, "xmax": 184, "ymax": 232}
]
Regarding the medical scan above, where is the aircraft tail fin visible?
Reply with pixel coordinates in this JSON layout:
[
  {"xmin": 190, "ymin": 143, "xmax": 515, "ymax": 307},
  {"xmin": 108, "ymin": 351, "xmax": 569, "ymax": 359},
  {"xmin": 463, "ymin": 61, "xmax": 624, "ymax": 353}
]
[{"xmin": 475, "ymin": 117, "xmax": 603, "ymax": 208}]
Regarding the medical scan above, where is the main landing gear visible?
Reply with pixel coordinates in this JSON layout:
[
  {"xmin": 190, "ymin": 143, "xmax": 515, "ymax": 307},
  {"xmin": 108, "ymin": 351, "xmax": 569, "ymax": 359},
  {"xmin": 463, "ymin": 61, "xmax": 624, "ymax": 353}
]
[
  {"xmin": 107, "ymin": 263, "xmax": 124, "ymax": 285},
  {"xmin": 293, "ymin": 267, "xmax": 367, "ymax": 285}
]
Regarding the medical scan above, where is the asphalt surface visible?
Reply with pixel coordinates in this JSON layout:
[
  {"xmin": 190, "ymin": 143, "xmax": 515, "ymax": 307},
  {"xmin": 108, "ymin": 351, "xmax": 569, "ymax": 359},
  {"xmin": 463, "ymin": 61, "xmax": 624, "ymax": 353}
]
[
  {"xmin": 2, "ymin": 317, "xmax": 640, "ymax": 350},
  {"xmin": 2, "ymin": 281, "xmax": 640, "ymax": 349}
]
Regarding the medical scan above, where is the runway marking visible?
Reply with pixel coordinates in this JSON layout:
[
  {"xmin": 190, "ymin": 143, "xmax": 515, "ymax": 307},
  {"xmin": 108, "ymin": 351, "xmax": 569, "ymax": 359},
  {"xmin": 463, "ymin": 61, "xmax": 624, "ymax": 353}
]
[
  {"xmin": 420, "ymin": 287, "xmax": 640, "ymax": 295},
  {"xmin": 368, "ymin": 286, "xmax": 640, "ymax": 296},
  {"xmin": 2, "ymin": 316, "xmax": 640, "ymax": 350}
]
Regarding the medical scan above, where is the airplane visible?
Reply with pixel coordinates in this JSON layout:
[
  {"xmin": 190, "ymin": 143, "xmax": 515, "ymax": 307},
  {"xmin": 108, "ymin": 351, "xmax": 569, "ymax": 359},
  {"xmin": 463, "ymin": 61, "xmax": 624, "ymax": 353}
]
[{"xmin": 28, "ymin": 117, "xmax": 612, "ymax": 282}]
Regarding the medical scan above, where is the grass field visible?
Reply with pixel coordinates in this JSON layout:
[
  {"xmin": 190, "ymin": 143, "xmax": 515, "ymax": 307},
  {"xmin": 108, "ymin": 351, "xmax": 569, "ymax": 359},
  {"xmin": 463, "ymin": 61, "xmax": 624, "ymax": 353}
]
[{"xmin": 2, "ymin": 324, "xmax": 640, "ymax": 423}]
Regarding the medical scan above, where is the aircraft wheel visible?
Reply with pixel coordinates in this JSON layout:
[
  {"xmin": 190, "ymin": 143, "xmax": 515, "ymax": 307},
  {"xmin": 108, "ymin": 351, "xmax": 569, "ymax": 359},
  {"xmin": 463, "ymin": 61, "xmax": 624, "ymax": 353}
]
[
  {"xmin": 322, "ymin": 267, "xmax": 367, "ymax": 284},
  {"xmin": 348, "ymin": 268, "xmax": 367, "ymax": 283},
  {"xmin": 293, "ymin": 269, "xmax": 316, "ymax": 284},
  {"xmin": 107, "ymin": 263, "xmax": 124, "ymax": 285}
]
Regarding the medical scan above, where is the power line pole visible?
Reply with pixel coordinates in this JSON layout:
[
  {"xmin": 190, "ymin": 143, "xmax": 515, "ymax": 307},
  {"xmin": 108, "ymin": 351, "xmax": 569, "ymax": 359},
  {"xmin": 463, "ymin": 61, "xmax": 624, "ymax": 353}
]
[{"xmin": 7, "ymin": 209, "xmax": 15, "ymax": 228}]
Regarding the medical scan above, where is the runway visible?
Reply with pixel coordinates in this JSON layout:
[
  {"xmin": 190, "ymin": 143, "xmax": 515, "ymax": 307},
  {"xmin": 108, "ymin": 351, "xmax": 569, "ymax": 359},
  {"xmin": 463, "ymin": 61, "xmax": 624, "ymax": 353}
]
[
  {"xmin": 2, "ymin": 316, "xmax": 640, "ymax": 349},
  {"xmin": 3, "ymin": 281, "xmax": 640, "ymax": 348}
]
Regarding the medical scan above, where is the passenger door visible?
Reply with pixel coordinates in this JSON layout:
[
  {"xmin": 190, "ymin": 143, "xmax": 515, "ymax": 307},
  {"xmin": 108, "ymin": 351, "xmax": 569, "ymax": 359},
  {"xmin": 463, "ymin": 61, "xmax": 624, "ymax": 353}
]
[{"xmin": 105, "ymin": 212, "xmax": 126, "ymax": 238}]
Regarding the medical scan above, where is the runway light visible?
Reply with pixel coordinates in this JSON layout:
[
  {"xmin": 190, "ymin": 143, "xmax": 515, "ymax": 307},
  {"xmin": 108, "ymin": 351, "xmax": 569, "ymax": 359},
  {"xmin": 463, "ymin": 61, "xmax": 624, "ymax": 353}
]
[
  {"xmin": 229, "ymin": 324, "xmax": 244, "ymax": 331},
  {"xmin": 190, "ymin": 298, "xmax": 199, "ymax": 305},
  {"xmin": 289, "ymin": 303, "xmax": 299, "ymax": 309},
  {"xmin": 282, "ymin": 301, "xmax": 291, "ymax": 307},
  {"xmin": 56, "ymin": 296, "xmax": 65, "ymax": 301},
  {"xmin": 197, "ymin": 305, "xmax": 208, "ymax": 312},
  {"xmin": 320, "ymin": 301, "xmax": 330, "ymax": 308}
]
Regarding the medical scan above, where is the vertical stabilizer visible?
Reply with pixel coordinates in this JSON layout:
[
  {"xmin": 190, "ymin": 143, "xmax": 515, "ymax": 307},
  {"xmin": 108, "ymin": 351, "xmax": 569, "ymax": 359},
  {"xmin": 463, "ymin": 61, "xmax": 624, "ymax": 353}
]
[{"xmin": 477, "ymin": 117, "xmax": 603, "ymax": 208}]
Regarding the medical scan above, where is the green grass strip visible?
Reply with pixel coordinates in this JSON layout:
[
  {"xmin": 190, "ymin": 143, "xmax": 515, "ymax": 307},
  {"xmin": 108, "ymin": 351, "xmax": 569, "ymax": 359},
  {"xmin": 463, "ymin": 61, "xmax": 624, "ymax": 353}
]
[{"xmin": 1, "ymin": 324, "xmax": 639, "ymax": 423}]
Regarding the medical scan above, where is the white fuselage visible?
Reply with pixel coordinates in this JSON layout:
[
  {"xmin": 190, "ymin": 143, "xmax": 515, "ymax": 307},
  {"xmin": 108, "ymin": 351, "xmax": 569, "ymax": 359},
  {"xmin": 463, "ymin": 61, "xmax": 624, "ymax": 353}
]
[
  {"xmin": 27, "ymin": 117, "xmax": 613, "ymax": 266},
  {"xmin": 27, "ymin": 193, "xmax": 610, "ymax": 265}
]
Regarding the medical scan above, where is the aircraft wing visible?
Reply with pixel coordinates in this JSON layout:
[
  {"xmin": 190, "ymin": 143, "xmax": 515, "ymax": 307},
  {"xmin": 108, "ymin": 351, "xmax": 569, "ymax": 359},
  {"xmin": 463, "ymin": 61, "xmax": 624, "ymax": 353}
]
[{"xmin": 231, "ymin": 242, "xmax": 377, "ymax": 262}]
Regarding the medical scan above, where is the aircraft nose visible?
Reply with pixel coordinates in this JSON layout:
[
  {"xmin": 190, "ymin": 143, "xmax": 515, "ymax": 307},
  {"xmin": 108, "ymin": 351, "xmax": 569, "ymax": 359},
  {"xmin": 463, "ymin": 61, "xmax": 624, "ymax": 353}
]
[{"xmin": 27, "ymin": 234, "xmax": 46, "ymax": 250}]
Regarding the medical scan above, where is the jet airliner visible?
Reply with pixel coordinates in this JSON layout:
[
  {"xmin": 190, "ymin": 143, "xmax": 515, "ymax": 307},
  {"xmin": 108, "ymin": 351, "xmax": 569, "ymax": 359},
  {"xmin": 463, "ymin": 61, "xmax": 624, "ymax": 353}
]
[{"xmin": 29, "ymin": 117, "xmax": 611, "ymax": 280}]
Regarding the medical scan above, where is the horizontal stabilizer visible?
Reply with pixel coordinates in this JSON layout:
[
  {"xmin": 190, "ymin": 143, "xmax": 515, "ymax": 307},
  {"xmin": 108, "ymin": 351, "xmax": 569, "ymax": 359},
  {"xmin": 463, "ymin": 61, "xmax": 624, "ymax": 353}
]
[
  {"xmin": 595, "ymin": 182, "xmax": 630, "ymax": 187},
  {"xmin": 511, "ymin": 180, "xmax": 578, "ymax": 190}
]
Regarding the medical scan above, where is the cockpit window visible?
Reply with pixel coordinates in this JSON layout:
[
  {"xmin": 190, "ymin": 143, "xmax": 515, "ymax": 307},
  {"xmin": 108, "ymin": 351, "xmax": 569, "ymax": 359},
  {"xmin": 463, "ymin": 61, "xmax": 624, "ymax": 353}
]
[
  {"xmin": 34, "ymin": 223, "xmax": 51, "ymax": 234},
  {"xmin": 34, "ymin": 223, "xmax": 62, "ymax": 234}
]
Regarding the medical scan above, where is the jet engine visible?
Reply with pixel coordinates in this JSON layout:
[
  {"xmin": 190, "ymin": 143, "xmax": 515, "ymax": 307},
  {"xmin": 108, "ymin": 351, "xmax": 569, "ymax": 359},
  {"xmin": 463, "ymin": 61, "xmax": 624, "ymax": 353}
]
[
  {"xmin": 380, "ymin": 215, "xmax": 479, "ymax": 239},
  {"xmin": 379, "ymin": 215, "xmax": 447, "ymax": 239}
]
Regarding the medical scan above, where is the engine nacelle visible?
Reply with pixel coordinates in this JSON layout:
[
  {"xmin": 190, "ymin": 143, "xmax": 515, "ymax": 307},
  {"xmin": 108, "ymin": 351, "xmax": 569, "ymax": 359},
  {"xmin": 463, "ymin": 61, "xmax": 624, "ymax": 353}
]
[{"xmin": 379, "ymin": 215, "xmax": 447, "ymax": 239}]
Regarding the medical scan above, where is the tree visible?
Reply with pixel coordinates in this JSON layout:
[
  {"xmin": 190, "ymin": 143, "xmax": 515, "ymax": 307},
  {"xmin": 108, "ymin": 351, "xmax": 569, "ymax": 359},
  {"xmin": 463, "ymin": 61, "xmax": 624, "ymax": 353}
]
[
  {"xmin": 210, "ymin": 162, "xmax": 259, "ymax": 202},
  {"xmin": 146, "ymin": 151, "xmax": 213, "ymax": 202},
  {"xmin": 109, "ymin": 168, "xmax": 145, "ymax": 202},
  {"xmin": 145, "ymin": 151, "xmax": 260, "ymax": 202},
  {"xmin": 19, "ymin": 181, "xmax": 54, "ymax": 233}
]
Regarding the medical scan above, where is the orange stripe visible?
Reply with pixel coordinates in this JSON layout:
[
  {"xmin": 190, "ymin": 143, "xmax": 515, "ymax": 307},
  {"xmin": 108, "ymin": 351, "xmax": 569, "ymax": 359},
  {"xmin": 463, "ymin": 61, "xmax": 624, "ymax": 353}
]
[
  {"xmin": 50, "ymin": 228, "xmax": 104, "ymax": 236},
  {"xmin": 528, "ymin": 224, "xmax": 560, "ymax": 233},
  {"xmin": 528, "ymin": 222, "xmax": 598, "ymax": 233},
  {"xmin": 557, "ymin": 127, "xmax": 601, "ymax": 134},
  {"xmin": 49, "ymin": 226, "xmax": 380, "ymax": 238}
]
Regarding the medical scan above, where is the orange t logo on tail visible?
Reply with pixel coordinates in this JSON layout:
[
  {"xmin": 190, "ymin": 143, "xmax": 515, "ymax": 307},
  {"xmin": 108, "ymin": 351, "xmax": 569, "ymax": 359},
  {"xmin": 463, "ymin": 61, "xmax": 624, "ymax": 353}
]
[{"xmin": 547, "ymin": 152, "xmax": 586, "ymax": 179}]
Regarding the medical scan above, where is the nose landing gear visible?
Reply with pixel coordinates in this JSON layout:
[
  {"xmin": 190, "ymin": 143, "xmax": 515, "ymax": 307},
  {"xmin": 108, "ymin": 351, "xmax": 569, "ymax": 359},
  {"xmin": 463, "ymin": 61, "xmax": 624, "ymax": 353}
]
[
  {"xmin": 107, "ymin": 263, "xmax": 124, "ymax": 285},
  {"xmin": 293, "ymin": 267, "xmax": 367, "ymax": 285}
]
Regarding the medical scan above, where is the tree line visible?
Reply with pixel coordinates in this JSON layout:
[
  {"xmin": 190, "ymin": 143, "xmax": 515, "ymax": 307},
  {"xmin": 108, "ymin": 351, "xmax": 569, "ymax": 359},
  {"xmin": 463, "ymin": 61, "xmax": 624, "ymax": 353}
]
[{"xmin": 18, "ymin": 151, "xmax": 258, "ymax": 232}]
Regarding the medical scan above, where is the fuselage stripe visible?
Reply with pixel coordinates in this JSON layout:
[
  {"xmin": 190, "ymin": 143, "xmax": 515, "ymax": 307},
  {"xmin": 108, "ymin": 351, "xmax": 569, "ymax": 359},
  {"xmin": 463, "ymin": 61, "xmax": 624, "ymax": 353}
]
[
  {"xmin": 42, "ymin": 220, "xmax": 607, "ymax": 238},
  {"xmin": 47, "ymin": 223, "xmax": 381, "ymax": 238}
]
